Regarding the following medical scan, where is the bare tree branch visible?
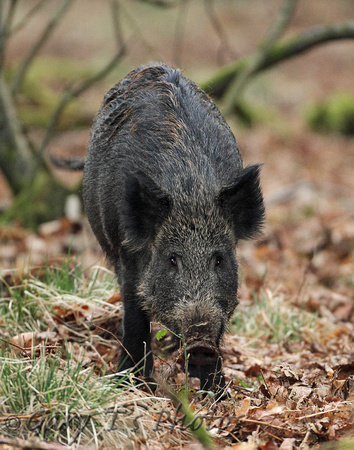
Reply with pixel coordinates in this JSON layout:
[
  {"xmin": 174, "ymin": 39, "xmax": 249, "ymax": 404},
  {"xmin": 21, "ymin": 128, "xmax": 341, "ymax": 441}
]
[
  {"xmin": 204, "ymin": 0, "xmax": 236, "ymax": 65},
  {"xmin": 9, "ymin": 0, "xmax": 48, "ymax": 36},
  {"xmin": 136, "ymin": 0, "xmax": 180, "ymax": 7},
  {"xmin": 39, "ymin": 5, "xmax": 127, "ymax": 155},
  {"xmin": 172, "ymin": 0, "xmax": 189, "ymax": 67},
  {"xmin": 120, "ymin": 2, "xmax": 157, "ymax": 57},
  {"xmin": 2, "ymin": 0, "xmax": 18, "ymax": 35},
  {"xmin": 221, "ymin": 0, "xmax": 298, "ymax": 116},
  {"xmin": 0, "ymin": 0, "xmax": 18, "ymax": 68},
  {"xmin": 202, "ymin": 20, "xmax": 354, "ymax": 102},
  {"xmin": 111, "ymin": 0, "xmax": 124, "ymax": 49},
  {"xmin": 10, "ymin": 0, "xmax": 75, "ymax": 95}
]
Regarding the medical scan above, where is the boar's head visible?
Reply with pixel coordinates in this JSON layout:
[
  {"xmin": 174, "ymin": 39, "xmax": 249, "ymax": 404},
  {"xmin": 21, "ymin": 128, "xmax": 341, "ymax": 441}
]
[{"xmin": 121, "ymin": 164, "xmax": 264, "ymax": 393}]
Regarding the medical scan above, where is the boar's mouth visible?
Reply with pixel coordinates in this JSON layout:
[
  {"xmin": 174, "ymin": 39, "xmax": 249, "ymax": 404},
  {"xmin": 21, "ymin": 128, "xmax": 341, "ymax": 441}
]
[
  {"xmin": 183, "ymin": 342, "xmax": 219, "ymax": 366},
  {"xmin": 178, "ymin": 341, "xmax": 226, "ymax": 396}
]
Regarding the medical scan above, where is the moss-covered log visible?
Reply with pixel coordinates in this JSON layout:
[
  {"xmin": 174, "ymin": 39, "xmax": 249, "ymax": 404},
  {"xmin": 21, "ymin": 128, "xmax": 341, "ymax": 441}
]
[{"xmin": 201, "ymin": 21, "xmax": 354, "ymax": 100}]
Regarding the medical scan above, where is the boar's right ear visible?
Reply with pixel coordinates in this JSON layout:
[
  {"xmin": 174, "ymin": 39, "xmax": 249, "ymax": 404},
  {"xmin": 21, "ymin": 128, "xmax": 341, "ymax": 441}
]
[
  {"xmin": 217, "ymin": 164, "xmax": 265, "ymax": 240},
  {"xmin": 122, "ymin": 172, "xmax": 172, "ymax": 251}
]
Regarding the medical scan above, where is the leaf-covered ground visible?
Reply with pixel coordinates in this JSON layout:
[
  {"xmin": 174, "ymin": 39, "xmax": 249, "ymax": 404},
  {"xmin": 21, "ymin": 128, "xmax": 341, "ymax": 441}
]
[{"xmin": 0, "ymin": 128, "xmax": 353, "ymax": 447}]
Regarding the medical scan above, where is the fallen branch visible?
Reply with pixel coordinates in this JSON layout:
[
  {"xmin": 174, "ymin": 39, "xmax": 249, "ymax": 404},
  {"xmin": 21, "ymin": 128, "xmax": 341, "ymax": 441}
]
[
  {"xmin": 202, "ymin": 20, "xmax": 354, "ymax": 105},
  {"xmin": 222, "ymin": 0, "xmax": 298, "ymax": 116}
]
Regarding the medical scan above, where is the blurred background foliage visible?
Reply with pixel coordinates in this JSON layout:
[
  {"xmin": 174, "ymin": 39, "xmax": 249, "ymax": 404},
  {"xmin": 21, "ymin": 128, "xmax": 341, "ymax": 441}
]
[{"xmin": 0, "ymin": 0, "xmax": 353, "ymax": 227}]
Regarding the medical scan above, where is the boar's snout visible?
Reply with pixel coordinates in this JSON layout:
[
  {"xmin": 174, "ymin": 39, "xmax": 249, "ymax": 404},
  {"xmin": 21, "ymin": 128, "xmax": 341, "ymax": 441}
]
[
  {"xmin": 173, "ymin": 303, "xmax": 226, "ymax": 394},
  {"xmin": 171, "ymin": 300, "xmax": 225, "ymax": 388}
]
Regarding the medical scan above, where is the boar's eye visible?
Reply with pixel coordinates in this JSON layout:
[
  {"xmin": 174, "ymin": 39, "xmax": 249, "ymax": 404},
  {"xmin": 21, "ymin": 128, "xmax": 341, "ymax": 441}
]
[
  {"xmin": 213, "ymin": 253, "xmax": 223, "ymax": 269},
  {"xmin": 170, "ymin": 254, "xmax": 178, "ymax": 268}
]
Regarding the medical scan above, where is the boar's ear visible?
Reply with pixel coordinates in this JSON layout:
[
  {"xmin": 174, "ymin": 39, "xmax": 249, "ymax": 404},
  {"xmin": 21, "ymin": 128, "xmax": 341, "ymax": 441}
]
[
  {"xmin": 217, "ymin": 164, "xmax": 265, "ymax": 240},
  {"xmin": 122, "ymin": 172, "xmax": 172, "ymax": 250}
]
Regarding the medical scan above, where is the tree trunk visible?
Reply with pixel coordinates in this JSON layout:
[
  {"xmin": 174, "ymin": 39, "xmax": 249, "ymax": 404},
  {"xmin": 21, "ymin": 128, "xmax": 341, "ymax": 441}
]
[
  {"xmin": 0, "ymin": 74, "xmax": 38, "ymax": 194},
  {"xmin": 0, "ymin": 75, "xmax": 75, "ymax": 228}
]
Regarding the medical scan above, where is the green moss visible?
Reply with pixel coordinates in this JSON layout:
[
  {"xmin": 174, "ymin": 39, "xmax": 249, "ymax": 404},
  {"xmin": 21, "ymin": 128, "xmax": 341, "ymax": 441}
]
[
  {"xmin": 305, "ymin": 92, "xmax": 354, "ymax": 135},
  {"xmin": 18, "ymin": 102, "xmax": 80, "ymax": 129},
  {"xmin": 231, "ymin": 99, "xmax": 264, "ymax": 127},
  {"xmin": 7, "ymin": 57, "xmax": 94, "ymax": 129},
  {"xmin": 0, "ymin": 170, "xmax": 80, "ymax": 229}
]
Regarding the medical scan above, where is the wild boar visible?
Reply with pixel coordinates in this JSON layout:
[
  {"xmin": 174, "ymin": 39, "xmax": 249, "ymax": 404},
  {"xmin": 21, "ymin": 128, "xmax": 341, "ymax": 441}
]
[{"xmin": 83, "ymin": 63, "xmax": 265, "ymax": 394}]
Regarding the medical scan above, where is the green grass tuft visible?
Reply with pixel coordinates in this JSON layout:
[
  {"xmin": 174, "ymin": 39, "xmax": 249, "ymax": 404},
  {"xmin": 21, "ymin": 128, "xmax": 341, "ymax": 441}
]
[{"xmin": 231, "ymin": 290, "xmax": 317, "ymax": 345}]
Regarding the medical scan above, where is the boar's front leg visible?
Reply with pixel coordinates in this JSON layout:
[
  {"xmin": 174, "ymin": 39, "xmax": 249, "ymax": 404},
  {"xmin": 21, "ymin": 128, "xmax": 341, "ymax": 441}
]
[
  {"xmin": 116, "ymin": 252, "xmax": 153, "ymax": 378},
  {"xmin": 116, "ymin": 173, "xmax": 172, "ymax": 378},
  {"xmin": 117, "ymin": 282, "xmax": 153, "ymax": 377}
]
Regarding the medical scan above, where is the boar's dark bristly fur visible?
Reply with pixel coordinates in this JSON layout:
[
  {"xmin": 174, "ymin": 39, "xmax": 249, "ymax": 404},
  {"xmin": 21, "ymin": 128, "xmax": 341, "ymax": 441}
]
[{"xmin": 83, "ymin": 63, "xmax": 265, "ymax": 395}]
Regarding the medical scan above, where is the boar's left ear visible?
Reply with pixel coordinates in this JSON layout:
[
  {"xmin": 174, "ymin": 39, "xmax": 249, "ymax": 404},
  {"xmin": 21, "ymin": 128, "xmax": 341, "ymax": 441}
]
[
  {"xmin": 122, "ymin": 172, "xmax": 172, "ymax": 251},
  {"xmin": 217, "ymin": 164, "xmax": 265, "ymax": 240}
]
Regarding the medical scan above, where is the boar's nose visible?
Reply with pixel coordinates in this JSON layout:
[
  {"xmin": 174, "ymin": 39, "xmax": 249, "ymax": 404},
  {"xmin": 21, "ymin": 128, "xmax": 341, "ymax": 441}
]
[{"xmin": 184, "ymin": 341, "xmax": 219, "ymax": 366}]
